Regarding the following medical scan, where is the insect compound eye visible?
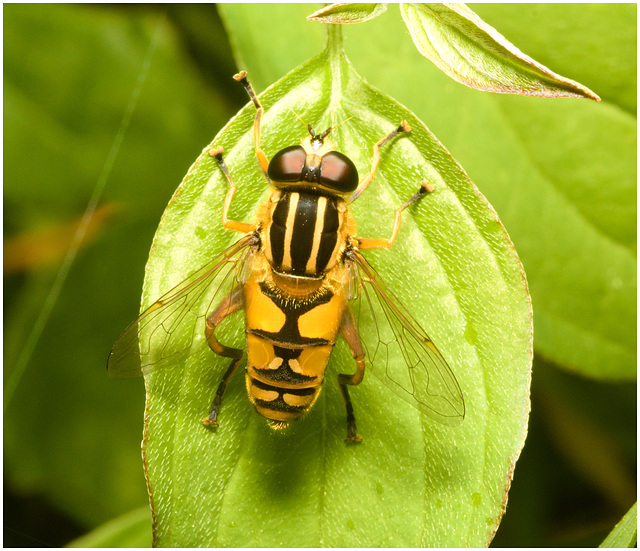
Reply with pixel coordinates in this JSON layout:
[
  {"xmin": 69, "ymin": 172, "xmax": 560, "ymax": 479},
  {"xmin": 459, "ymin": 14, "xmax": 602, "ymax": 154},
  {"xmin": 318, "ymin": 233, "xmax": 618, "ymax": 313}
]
[
  {"xmin": 319, "ymin": 151, "xmax": 359, "ymax": 192},
  {"xmin": 268, "ymin": 145, "xmax": 307, "ymax": 182}
]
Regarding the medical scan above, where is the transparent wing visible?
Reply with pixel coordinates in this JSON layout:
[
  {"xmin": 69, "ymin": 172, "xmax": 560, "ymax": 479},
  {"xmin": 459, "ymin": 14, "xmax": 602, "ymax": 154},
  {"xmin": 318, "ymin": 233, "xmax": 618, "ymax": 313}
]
[
  {"xmin": 348, "ymin": 250, "xmax": 465, "ymax": 426},
  {"xmin": 107, "ymin": 235, "xmax": 254, "ymax": 379}
]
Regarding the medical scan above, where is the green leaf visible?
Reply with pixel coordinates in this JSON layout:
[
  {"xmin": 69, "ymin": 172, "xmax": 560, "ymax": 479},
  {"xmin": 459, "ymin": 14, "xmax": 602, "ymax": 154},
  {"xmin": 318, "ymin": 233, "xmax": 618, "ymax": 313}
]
[
  {"xmin": 67, "ymin": 507, "xmax": 152, "ymax": 548},
  {"xmin": 399, "ymin": 3, "xmax": 599, "ymax": 100},
  {"xmin": 600, "ymin": 502, "xmax": 637, "ymax": 548},
  {"xmin": 307, "ymin": 3, "xmax": 388, "ymax": 24},
  {"xmin": 142, "ymin": 27, "xmax": 531, "ymax": 547}
]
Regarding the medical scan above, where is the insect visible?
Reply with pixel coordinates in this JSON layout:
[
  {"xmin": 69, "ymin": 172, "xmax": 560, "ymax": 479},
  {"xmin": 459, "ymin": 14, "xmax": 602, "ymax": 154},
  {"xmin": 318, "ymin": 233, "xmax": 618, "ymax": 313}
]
[{"xmin": 108, "ymin": 71, "xmax": 465, "ymax": 442}]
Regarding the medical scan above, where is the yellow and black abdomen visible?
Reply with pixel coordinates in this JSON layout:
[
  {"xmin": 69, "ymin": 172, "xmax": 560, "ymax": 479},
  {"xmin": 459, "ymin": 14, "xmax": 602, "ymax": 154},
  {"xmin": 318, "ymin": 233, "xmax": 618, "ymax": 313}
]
[
  {"xmin": 264, "ymin": 191, "xmax": 345, "ymax": 277},
  {"xmin": 242, "ymin": 273, "xmax": 347, "ymax": 424}
]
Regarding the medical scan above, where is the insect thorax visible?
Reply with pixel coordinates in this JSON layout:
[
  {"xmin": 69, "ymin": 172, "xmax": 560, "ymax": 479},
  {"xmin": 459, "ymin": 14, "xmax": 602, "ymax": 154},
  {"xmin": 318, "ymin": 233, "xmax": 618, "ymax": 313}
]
[{"xmin": 262, "ymin": 189, "xmax": 352, "ymax": 278}]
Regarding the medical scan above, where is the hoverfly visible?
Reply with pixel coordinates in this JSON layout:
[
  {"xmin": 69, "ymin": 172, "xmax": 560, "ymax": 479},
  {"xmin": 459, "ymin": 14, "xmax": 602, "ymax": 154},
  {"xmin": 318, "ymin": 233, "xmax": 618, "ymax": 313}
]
[{"xmin": 108, "ymin": 71, "xmax": 464, "ymax": 442}]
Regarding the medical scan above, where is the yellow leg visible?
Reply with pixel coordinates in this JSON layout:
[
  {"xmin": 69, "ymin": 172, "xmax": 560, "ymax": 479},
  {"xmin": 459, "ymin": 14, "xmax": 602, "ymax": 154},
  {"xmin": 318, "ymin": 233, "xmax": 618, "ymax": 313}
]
[
  {"xmin": 349, "ymin": 120, "xmax": 411, "ymax": 203},
  {"xmin": 234, "ymin": 71, "xmax": 270, "ymax": 178},
  {"xmin": 204, "ymin": 285, "xmax": 245, "ymax": 358},
  {"xmin": 209, "ymin": 146, "xmax": 257, "ymax": 234},
  {"xmin": 210, "ymin": 71, "xmax": 270, "ymax": 233},
  {"xmin": 358, "ymin": 180, "xmax": 433, "ymax": 250}
]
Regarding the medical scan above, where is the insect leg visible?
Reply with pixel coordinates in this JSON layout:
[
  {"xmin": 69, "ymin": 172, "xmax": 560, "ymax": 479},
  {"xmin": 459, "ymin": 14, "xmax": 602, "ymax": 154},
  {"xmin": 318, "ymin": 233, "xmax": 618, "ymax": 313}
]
[
  {"xmin": 202, "ymin": 359, "xmax": 241, "ymax": 428},
  {"xmin": 338, "ymin": 305, "xmax": 366, "ymax": 443},
  {"xmin": 234, "ymin": 71, "xmax": 270, "ymax": 178},
  {"xmin": 202, "ymin": 285, "xmax": 245, "ymax": 428},
  {"xmin": 358, "ymin": 180, "xmax": 432, "ymax": 250},
  {"xmin": 349, "ymin": 120, "xmax": 411, "ymax": 203},
  {"xmin": 210, "ymin": 146, "xmax": 257, "ymax": 235}
]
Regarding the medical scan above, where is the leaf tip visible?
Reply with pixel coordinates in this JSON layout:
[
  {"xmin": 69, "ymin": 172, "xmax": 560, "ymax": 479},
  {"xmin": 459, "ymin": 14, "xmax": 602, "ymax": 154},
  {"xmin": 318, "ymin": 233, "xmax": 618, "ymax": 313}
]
[
  {"xmin": 583, "ymin": 88, "xmax": 601, "ymax": 102},
  {"xmin": 307, "ymin": 3, "xmax": 388, "ymax": 24}
]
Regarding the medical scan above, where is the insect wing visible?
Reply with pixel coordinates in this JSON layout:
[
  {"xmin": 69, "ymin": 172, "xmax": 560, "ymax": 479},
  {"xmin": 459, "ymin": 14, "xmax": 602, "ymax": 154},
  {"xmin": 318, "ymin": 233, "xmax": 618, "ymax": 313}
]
[
  {"xmin": 349, "ymin": 250, "xmax": 465, "ymax": 426},
  {"xmin": 107, "ymin": 235, "xmax": 254, "ymax": 379}
]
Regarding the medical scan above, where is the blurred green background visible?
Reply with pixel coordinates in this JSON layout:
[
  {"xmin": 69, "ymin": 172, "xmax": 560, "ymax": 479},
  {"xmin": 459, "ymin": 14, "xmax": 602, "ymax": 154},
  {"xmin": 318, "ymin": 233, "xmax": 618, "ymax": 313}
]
[{"xmin": 4, "ymin": 4, "xmax": 635, "ymax": 547}]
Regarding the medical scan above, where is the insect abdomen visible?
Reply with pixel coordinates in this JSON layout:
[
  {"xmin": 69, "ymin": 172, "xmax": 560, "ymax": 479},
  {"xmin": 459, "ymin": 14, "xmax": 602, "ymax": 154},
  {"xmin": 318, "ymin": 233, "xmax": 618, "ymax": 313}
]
[
  {"xmin": 245, "ymin": 338, "xmax": 332, "ymax": 421},
  {"xmin": 266, "ymin": 191, "xmax": 343, "ymax": 277},
  {"xmin": 243, "ymin": 273, "xmax": 347, "ymax": 422}
]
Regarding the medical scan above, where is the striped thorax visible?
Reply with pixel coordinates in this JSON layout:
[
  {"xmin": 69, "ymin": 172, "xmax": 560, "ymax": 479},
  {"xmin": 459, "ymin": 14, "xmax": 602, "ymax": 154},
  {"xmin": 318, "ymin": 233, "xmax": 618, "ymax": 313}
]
[{"xmin": 264, "ymin": 190, "xmax": 351, "ymax": 277}]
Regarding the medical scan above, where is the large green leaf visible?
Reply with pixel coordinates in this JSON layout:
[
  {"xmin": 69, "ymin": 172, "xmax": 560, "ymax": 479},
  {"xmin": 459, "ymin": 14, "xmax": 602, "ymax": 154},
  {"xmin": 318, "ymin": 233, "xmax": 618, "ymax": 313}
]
[
  {"xmin": 220, "ymin": 3, "xmax": 636, "ymax": 380},
  {"xmin": 142, "ymin": 28, "xmax": 531, "ymax": 547}
]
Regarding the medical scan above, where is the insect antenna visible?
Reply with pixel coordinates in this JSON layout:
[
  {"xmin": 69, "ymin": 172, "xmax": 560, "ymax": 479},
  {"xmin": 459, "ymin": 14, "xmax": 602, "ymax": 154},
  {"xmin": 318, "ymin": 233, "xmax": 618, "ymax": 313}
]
[
  {"xmin": 318, "ymin": 116, "xmax": 355, "ymax": 140},
  {"xmin": 291, "ymin": 110, "xmax": 356, "ymax": 141},
  {"xmin": 291, "ymin": 109, "xmax": 318, "ymax": 138}
]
